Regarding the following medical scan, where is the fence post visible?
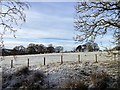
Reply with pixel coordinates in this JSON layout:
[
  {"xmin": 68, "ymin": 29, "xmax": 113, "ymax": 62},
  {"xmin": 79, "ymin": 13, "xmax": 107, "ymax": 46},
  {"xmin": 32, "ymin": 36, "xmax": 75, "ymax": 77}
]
[
  {"xmin": 113, "ymin": 53, "xmax": 116, "ymax": 61},
  {"xmin": 27, "ymin": 58, "xmax": 29, "ymax": 67},
  {"xmin": 61, "ymin": 55, "xmax": 63, "ymax": 64},
  {"xmin": 95, "ymin": 54, "xmax": 98, "ymax": 63},
  {"xmin": 44, "ymin": 57, "xmax": 46, "ymax": 65},
  {"xmin": 11, "ymin": 60, "xmax": 13, "ymax": 68},
  {"xmin": 78, "ymin": 55, "xmax": 80, "ymax": 63}
]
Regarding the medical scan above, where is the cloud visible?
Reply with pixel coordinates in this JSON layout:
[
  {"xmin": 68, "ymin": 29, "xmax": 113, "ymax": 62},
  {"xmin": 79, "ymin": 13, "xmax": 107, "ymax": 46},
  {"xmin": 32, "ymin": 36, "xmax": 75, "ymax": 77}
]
[
  {"xmin": 3, "ymin": 27, "xmax": 73, "ymax": 40},
  {"xmin": 25, "ymin": 10, "xmax": 73, "ymax": 24},
  {"xmin": 4, "ymin": 40, "xmax": 28, "ymax": 48}
]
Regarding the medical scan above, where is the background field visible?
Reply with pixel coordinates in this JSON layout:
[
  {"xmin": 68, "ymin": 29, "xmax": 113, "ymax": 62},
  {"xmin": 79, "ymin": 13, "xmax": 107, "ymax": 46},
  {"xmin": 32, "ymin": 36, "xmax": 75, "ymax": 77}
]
[{"xmin": 1, "ymin": 52, "xmax": 115, "ymax": 68}]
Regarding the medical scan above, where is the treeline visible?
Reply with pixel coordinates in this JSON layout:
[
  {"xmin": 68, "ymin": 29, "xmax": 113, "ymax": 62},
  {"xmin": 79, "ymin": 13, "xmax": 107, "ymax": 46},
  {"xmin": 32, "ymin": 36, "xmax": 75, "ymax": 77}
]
[{"xmin": 2, "ymin": 43, "xmax": 63, "ymax": 56}]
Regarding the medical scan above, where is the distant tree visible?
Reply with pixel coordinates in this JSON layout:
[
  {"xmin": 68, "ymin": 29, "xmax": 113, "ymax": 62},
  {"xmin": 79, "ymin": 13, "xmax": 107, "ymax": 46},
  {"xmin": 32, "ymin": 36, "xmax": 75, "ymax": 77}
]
[
  {"xmin": 37, "ymin": 44, "xmax": 46, "ymax": 54},
  {"xmin": 2, "ymin": 48, "xmax": 12, "ymax": 56},
  {"xmin": 87, "ymin": 44, "xmax": 93, "ymax": 52},
  {"xmin": 35, "ymin": 44, "xmax": 39, "ymax": 53},
  {"xmin": 27, "ymin": 46, "xmax": 36, "ymax": 54},
  {"xmin": 47, "ymin": 44, "xmax": 55, "ymax": 53},
  {"xmin": 85, "ymin": 42, "xmax": 99, "ymax": 52},
  {"xmin": 76, "ymin": 42, "xmax": 99, "ymax": 52},
  {"xmin": 0, "ymin": 0, "xmax": 29, "ymax": 48},
  {"xmin": 27, "ymin": 43, "xmax": 37, "ymax": 54},
  {"xmin": 12, "ymin": 48, "xmax": 18, "ymax": 55},
  {"xmin": 74, "ymin": 2, "xmax": 120, "ymax": 45},
  {"xmin": 12, "ymin": 45, "xmax": 26, "ymax": 55},
  {"xmin": 55, "ymin": 46, "xmax": 63, "ymax": 53}
]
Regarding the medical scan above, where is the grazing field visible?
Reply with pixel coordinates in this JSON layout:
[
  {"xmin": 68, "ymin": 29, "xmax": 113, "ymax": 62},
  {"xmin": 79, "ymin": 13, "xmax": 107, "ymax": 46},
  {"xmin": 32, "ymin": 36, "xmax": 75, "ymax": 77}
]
[{"xmin": 1, "ymin": 52, "xmax": 115, "ymax": 68}]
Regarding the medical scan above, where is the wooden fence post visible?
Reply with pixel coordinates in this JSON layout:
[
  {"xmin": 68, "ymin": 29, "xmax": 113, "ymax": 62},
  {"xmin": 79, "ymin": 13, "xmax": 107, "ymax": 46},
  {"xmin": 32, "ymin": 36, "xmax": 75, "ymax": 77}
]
[
  {"xmin": 11, "ymin": 60, "xmax": 13, "ymax": 68},
  {"xmin": 27, "ymin": 58, "xmax": 29, "ymax": 67},
  {"xmin": 78, "ymin": 55, "xmax": 80, "ymax": 63},
  {"xmin": 113, "ymin": 53, "xmax": 117, "ymax": 61},
  {"xmin": 95, "ymin": 54, "xmax": 98, "ymax": 63},
  {"xmin": 61, "ymin": 55, "xmax": 63, "ymax": 64},
  {"xmin": 44, "ymin": 57, "xmax": 46, "ymax": 65}
]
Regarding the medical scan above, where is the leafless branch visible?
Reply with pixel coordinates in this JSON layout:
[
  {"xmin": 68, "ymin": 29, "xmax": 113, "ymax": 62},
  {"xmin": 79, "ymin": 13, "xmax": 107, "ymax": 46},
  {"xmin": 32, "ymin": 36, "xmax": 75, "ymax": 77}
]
[
  {"xmin": 74, "ymin": 1, "xmax": 120, "ymax": 44},
  {"xmin": 0, "ymin": 0, "xmax": 30, "ymax": 48}
]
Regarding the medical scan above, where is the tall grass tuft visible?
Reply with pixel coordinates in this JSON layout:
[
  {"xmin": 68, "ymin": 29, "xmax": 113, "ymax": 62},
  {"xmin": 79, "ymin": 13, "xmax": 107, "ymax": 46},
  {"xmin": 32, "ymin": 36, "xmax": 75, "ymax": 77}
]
[
  {"xmin": 61, "ymin": 79, "xmax": 88, "ymax": 90},
  {"xmin": 90, "ymin": 71, "xmax": 109, "ymax": 89},
  {"xmin": 2, "ymin": 67, "xmax": 46, "ymax": 90},
  {"xmin": 15, "ymin": 66, "xmax": 29, "ymax": 76},
  {"xmin": 21, "ymin": 70, "xmax": 46, "ymax": 89}
]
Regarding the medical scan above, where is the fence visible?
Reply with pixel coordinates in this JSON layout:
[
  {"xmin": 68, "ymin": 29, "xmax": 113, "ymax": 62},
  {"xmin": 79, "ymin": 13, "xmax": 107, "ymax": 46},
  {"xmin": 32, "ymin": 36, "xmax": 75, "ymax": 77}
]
[{"xmin": 1, "ymin": 52, "xmax": 117, "ymax": 68}]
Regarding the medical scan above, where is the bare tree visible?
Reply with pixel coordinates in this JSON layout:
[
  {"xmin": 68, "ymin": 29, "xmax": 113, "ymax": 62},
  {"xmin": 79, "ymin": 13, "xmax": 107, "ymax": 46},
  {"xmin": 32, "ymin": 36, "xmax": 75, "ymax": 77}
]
[
  {"xmin": 0, "ymin": 0, "xmax": 29, "ymax": 48},
  {"xmin": 38, "ymin": 44, "xmax": 46, "ymax": 54},
  {"xmin": 74, "ymin": 1, "xmax": 120, "ymax": 44},
  {"xmin": 55, "ymin": 46, "xmax": 63, "ymax": 53},
  {"xmin": 13, "ymin": 45, "xmax": 26, "ymax": 55},
  {"xmin": 27, "ymin": 43, "xmax": 37, "ymax": 54},
  {"xmin": 47, "ymin": 44, "xmax": 55, "ymax": 53}
]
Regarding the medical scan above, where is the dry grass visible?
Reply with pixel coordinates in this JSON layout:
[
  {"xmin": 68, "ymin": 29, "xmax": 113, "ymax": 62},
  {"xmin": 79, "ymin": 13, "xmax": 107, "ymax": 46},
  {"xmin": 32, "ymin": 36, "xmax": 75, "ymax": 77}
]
[
  {"xmin": 2, "ymin": 60, "xmax": 120, "ymax": 90},
  {"xmin": 15, "ymin": 66, "xmax": 29, "ymax": 76},
  {"xmin": 90, "ymin": 71, "xmax": 110, "ymax": 89},
  {"xmin": 21, "ymin": 71, "xmax": 45, "ymax": 89},
  {"xmin": 61, "ymin": 79, "xmax": 88, "ymax": 90},
  {"xmin": 2, "ymin": 67, "xmax": 46, "ymax": 90}
]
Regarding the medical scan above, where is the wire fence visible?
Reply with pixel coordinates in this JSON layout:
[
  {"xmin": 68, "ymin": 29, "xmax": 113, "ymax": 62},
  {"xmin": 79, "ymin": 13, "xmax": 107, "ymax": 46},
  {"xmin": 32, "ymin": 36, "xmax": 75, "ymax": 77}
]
[{"xmin": 1, "ymin": 52, "xmax": 118, "ymax": 68}]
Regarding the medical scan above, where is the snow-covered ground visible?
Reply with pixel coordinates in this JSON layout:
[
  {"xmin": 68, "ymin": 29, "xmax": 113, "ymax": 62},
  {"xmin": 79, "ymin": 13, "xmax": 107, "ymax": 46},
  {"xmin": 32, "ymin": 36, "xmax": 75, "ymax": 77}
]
[
  {"xmin": 2, "ymin": 60, "xmax": 119, "ymax": 89},
  {"xmin": 1, "ymin": 52, "xmax": 114, "ymax": 68},
  {"xmin": 1, "ymin": 51, "xmax": 119, "ymax": 89},
  {"xmin": 0, "ymin": 52, "xmax": 119, "ymax": 90},
  {"xmin": 0, "ymin": 68, "xmax": 2, "ymax": 90}
]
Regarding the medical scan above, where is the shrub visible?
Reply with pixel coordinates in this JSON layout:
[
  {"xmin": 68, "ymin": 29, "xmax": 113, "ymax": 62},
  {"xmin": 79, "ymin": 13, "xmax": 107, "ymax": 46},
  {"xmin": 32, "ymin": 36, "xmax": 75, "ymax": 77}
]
[
  {"xmin": 2, "ymin": 67, "xmax": 46, "ymax": 90},
  {"xmin": 20, "ymin": 70, "xmax": 46, "ymax": 89}
]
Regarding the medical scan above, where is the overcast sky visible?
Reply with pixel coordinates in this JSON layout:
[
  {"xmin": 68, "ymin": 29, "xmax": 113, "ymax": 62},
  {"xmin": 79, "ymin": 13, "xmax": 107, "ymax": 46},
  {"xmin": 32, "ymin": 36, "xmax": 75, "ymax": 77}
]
[{"xmin": 3, "ymin": 2, "xmax": 114, "ymax": 51}]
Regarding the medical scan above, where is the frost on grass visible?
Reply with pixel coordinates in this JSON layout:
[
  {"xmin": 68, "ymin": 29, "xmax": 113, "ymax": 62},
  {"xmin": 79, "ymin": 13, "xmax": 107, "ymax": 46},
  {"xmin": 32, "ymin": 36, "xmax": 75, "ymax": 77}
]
[
  {"xmin": 2, "ymin": 61, "xmax": 120, "ymax": 89},
  {"xmin": 2, "ymin": 66, "xmax": 47, "ymax": 90}
]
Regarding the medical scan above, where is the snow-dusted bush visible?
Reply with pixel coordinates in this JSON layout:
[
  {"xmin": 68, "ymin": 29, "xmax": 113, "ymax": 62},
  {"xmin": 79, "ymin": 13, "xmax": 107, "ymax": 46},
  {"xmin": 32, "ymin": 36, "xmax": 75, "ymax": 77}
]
[{"xmin": 2, "ymin": 67, "xmax": 46, "ymax": 90}]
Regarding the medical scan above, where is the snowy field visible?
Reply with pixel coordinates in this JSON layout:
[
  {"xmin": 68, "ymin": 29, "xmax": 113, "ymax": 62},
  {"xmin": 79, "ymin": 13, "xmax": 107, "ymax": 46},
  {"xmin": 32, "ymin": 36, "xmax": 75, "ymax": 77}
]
[
  {"xmin": 1, "ymin": 52, "xmax": 114, "ymax": 68},
  {"xmin": 1, "ymin": 52, "xmax": 119, "ymax": 89},
  {"xmin": 2, "ymin": 59, "xmax": 119, "ymax": 89}
]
